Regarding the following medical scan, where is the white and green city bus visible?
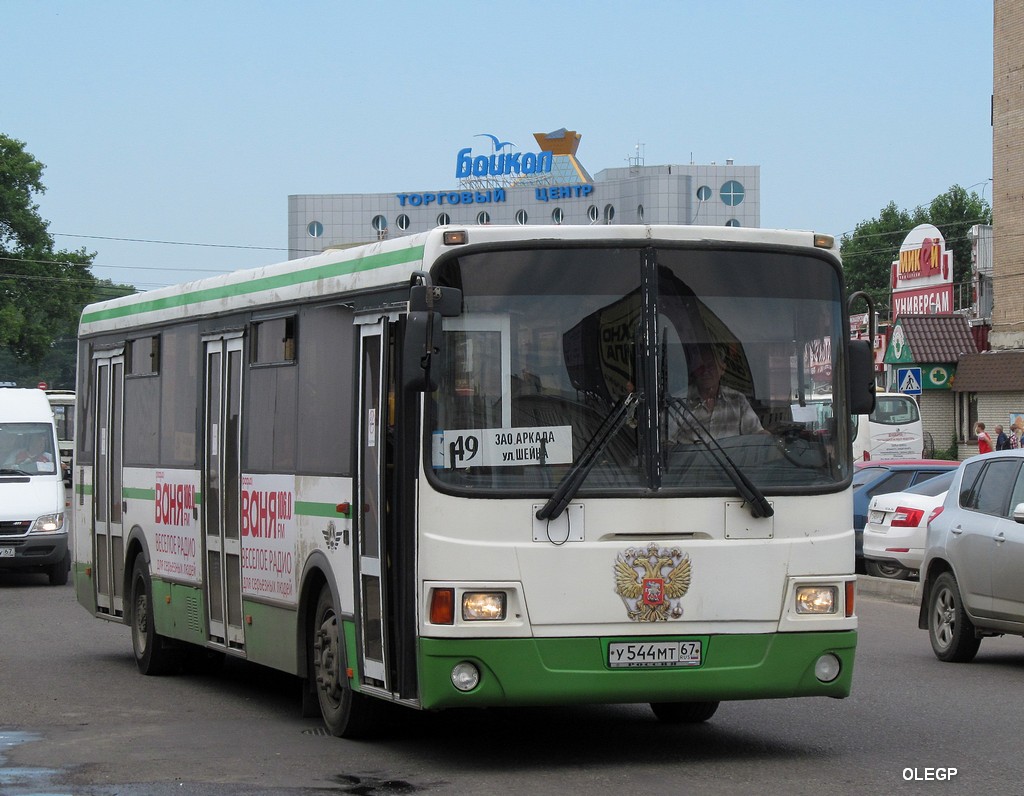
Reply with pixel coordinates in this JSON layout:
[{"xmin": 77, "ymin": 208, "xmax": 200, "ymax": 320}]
[{"xmin": 73, "ymin": 224, "xmax": 875, "ymax": 737}]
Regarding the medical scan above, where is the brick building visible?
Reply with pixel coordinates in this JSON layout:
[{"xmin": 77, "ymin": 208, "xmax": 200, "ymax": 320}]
[{"xmin": 949, "ymin": 1, "xmax": 1024, "ymax": 454}]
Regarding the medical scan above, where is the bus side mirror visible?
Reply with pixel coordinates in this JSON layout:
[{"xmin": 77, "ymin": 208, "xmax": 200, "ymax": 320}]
[
  {"xmin": 404, "ymin": 276, "xmax": 461, "ymax": 393},
  {"xmin": 403, "ymin": 311, "xmax": 443, "ymax": 392},
  {"xmin": 848, "ymin": 339, "xmax": 876, "ymax": 416},
  {"xmin": 409, "ymin": 284, "xmax": 461, "ymax": 316}
]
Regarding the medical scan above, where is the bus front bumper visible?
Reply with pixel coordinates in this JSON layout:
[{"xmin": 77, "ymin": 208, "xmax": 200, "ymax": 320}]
[{"xmin": 416, "ymin": 631, "xmax": 856, "ymax": 710}]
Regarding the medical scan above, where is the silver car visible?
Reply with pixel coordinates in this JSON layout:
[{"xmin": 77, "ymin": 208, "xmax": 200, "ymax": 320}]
[{"xmin": 918, "ymin": 449, "xmax": 1024, "ymax": 662}]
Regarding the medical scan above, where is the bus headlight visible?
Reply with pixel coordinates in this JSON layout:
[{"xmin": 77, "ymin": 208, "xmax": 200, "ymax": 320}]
[
  {"xmin": 30, "ymin": 513, "xmax": 65, "ymax": 534},
  {"xmin": 462, "ymin": 591, "xmax": 506, "ymax": 621},
  {"xmin": 795, "ymin": 585, "xmax": 837, "ymax": 614}
]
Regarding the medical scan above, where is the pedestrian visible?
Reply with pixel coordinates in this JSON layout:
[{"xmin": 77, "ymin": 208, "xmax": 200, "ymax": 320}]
[
  {"xmin": 976, "ymin": 422, "xmax": 993, "ymax": 454},
  {"xmin": 996, "ymin": 424, "xmax": 1010, "ymax": 450}
]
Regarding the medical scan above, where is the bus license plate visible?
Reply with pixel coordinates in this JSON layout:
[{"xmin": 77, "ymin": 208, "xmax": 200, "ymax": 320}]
[
  {"xmin": 608, "ymin": 640, "xmax": 702, "ymax": 668},
  {"xmin": 0, "ymin": 547, "xmax": 14, "ymax": 558}
]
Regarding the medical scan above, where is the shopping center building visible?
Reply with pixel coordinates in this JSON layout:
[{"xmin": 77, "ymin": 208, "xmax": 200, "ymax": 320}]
[{"xmin": 287, "ymin": 128, "xmax": 760, "ymax": 258}]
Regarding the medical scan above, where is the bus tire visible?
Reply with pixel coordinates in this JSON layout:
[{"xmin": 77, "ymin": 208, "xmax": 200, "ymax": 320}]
[
  {"xmin": 312, "ymin": 584, "xmax": 377, "ymax": 738},
  {"xmin": 129, "ymin": 556, "xmax": 179, "ymax": 676},
  {"xmin": 927, "ymin": 571, "xmax": 981, "ymax": 663},
  {"xmin": 650, "ymin": 700, "xmax": 720, "ymax": 724}
]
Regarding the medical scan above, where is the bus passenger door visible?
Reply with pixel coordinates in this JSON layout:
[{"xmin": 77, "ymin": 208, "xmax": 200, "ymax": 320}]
[
  {"xmin": 92, "ymin": 351, "xmax": 125, "ymax": 616},
  {"xmin": 203, "ymin": 336, "xmax": 245, "ymax": 650},
  {"xmin": 357, "ymin": 319, "xmax": 389, "ymax": 689}
]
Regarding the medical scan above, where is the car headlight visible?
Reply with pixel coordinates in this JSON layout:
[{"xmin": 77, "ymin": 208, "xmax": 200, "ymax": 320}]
[
  {"xmin": 462, "ymin": 591, "xmax": 506, "ymax": 621},
  {"xmin": 30, "ymin": 513, "xmax": 64, "ymax": 534},
  {"xmin": 795, "ymin": 585, "xmax": 837, "ymax": 614}
]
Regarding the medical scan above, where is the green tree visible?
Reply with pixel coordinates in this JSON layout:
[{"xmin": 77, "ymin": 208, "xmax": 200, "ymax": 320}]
[
  {"xmin": 927, "ymin": 184, "xmax": 991, "ymax": 289},
  {"xmin": 840, "ymin": 185, "xmax": 991, "ymax": 317},
  {"xmin": 840, "ymin": 201, "xmax": 916, "ymax": 313},
  {"xmin": 0, "ymin": 133, "xmax": 98, "ymax": 366}
]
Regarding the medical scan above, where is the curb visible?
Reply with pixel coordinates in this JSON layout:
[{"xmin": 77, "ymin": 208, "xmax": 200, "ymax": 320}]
[{"xmin": 858, "ymin": 575, "xmax": 921, "ymax": 606}]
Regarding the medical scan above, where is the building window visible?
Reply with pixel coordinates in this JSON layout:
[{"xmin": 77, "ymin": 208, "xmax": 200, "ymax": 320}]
[
  {"xmin": 515, "ymin": 209, "xmax": 529, "ymax": 225},
  {"xmin": 437, "ymin": 212, "xmax": 451, "ymax": 226},
  {"xmin": 307, "ymin": 221, "xmax": 323, "ymax": 238},
  {"xmin": 696, "ymin": 185, "xmax": 713, "ymax": 201},
  {"xmin": 604, "ymin": 204, "xmax": 615, "ymax": 223},
  {"xmin": 637, "ymin": 204, "xmax": 645, "ymax": 222},
  {"xmin": 397, "ymin": 214, "xmax": 410, "ymax": 231},
  {"xmin": 725, "ymin": 219, "xmax": 741, "ymax": 227},
  {"xmin": 551, "ymin": 207, "xmax": 563, "ymax": 224},
  {"xmin": 371, "ymin": 215, "xmax": 387, "ymax": 232},
  {"xmin": 588, "ymin": 205, "xmax": 599, "ymax": 223},
  {"xmin": 476, "ymin": 211, "xmax": 490, "ymax": 225},
  {"xmin": 720, "ymin": 180, "xmax": 745, "ymax": 206}
]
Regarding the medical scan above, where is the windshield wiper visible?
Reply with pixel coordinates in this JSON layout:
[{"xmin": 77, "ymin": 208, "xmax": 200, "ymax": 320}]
[
  {"xmin": 535, "ymin": 392, "xmax": 641, "ymax": 522},
  {"xmin": 0, "ymin": 467, "xmax": 32, "ymax": 476},
  {"xmin": 665, "ymin": 397, "xmax": 774, "ymax": 519}
]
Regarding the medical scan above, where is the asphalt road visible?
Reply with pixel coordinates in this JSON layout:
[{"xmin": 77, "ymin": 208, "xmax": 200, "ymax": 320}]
[{"xmin": 1, "ymin": 573, "xmax": 1022, "ymax": 795}]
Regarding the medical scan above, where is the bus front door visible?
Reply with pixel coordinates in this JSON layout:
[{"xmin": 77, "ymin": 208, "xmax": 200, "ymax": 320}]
[
  {"xmin": 356, "ymin": 319, "xmax": 390, "ymax": 690},
  {"xmin": 203, "ymin": 336, "xmax": 245, "ymax": 650},
  {"xmin": 92, "ymin": 352, "xmax": 125, "ymax": 616}
]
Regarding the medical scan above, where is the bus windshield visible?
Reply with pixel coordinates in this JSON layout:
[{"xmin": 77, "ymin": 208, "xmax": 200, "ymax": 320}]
[{"xmin": 429, "ymin": 244, "xmax": 851, "ymax": 496}]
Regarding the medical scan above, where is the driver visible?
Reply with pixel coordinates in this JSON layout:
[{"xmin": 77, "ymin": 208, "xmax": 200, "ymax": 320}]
[
  {"xmin": 4, "ymin": 431, "xmax": 55, "ymax": 473},
  {"xmin": 669, "ymin": 344, "xmax": 764, "ymax": 444}
]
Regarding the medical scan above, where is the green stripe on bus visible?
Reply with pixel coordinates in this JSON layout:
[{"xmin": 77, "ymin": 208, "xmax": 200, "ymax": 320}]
[
  {"xmin": 122, "ymin": 487, "xmax": 202, "ymax": 504},
  {"xmin": 294, "ymin": 501, "xmax": 350, "ymax": 519},
  {"xmin": 81, "ymin": 246, "xmax": 425, "ymax": 324}
]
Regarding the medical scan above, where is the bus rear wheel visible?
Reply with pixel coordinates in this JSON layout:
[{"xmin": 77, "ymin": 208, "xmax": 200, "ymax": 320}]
[
  {"xmin": 312, "ymin": 584, "xmax": 377, "ymax": 738},
  {"xmin": 130, "ymin": 556, "xmax": 179, "ymax": 675},
  {"xmin": 650, "ymin": 701, "xmax": 720, "ymax": 724}
]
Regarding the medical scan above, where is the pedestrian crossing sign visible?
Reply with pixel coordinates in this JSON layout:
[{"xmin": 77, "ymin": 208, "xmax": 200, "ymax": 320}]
[{"xmin": 897, "ymin": 367, "xmax": 922, "ymax": 395}]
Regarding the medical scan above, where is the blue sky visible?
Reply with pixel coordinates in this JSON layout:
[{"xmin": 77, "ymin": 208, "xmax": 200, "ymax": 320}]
[{"xmin": 5, "ymin": 1, "xmax": 994, "ymax": 291}]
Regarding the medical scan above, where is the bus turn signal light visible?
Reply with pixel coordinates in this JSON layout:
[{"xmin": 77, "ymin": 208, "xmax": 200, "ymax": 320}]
[{"xmin": 429, "ymin": 588, "xmax": 455, "ymax": 624}]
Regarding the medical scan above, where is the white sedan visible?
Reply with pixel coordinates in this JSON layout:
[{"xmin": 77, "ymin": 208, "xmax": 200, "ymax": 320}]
[{"xmin": 861, "ymin": 469, "xmax": 956, "ymax": 580}]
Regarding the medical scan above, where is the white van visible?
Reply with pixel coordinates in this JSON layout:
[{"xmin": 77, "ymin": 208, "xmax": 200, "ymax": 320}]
[
  {"xmin": 805, "ymin": 392, "xmax": 924, "ymax": 462},
  {"xmin": 0, "ymin": 388, "xmax": 69, "ymax": 585}
]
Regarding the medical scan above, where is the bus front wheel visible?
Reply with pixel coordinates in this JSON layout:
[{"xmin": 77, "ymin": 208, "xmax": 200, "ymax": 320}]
[
  {"xmin": 650, "ymin": 701, "xmax": 720, "ymax": 724},
  {"xmin": 312, "ymin": 584, "xmax": 377, "ymax": 738},
  {"xmin": 129, "ymin": 556, "xmax": 179, "ymax": 675}
]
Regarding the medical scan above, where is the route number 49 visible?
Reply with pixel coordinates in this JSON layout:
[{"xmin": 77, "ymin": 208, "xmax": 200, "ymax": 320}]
[{"xmin": 449, "ymin": 434, "xmax": 480, "ymax": 466}]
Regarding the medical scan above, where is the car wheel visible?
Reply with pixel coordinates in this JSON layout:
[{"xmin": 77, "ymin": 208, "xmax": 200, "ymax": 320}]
[
  {"xmin": 927, "ymin": 571, "xmax": 982, "ymax": 663},
  {"xmin": 130, "ymin": 557, "xmax": 179, "ymax": 675},
  {"xmin": 47, "ymin": 551, "xmax": 70, "ymax": 586},
  {"xmin": 865, "ymin": 560, "xmax": 912, "ymax": 580},
  {"xmin": 650, "ymin": 701, "xmax": 720, "ymax": 724},
  {"xmin": 311, "ymin": 584, "xmax": 378, "ymax": 738}
]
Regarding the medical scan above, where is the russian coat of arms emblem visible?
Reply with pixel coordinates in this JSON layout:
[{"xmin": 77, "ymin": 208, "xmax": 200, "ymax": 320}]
[
  {"xmin": 613, "ymin": 543, "xmax": 691, "ymax": 622},
  {"xmin": 322, "ymin": 521, "xmax": 341, "ymax": 552}
]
